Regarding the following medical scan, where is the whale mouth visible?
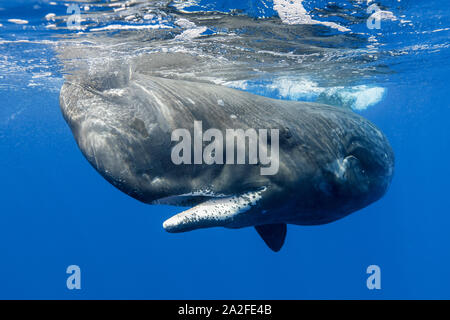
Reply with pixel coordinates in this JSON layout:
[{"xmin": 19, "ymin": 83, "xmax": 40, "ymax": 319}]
[
  {"xmin": 162, "ymin": 189, "xmax": 267, "ymax": 233},
  {"xmin": 152, "ymin": 190, "xmax": 229, "ymax": 207}
]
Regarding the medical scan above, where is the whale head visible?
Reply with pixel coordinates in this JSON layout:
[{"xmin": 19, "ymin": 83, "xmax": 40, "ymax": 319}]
[{"xmin": 318, "ymin": 118, "xmax": 395, "ymax": 218}]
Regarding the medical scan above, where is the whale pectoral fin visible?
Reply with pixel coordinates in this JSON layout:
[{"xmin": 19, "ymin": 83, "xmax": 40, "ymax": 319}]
[
  {"xmin": 255, "ymin": 223, "xmax": 287, "ymax": 252},
  {"xmin": 163, "ymin": 190, "xmax": 264, "ymax": 233}
]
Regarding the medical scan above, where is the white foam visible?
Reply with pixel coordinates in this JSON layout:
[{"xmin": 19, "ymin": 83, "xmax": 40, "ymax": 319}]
[
  {"xmin": 371, "ymin": 10, "xmax": 397, "ymax": 22},
  {"xmin": 90, "ymin": 24, "xmax": 172, "ymax": 32},
  {"xmin": 226, "ymin": 77, "xmax": 386, "ymax": 110},
  {"xmin": 45, "ymin": 13, "xmax": 56, "ymax": 21},
  {"xmin": 268, "ymin": 78, "xmax": 323, "ymax": 100},
  {"xmin": 273, "ymin": 0, "xmax": 350, "ymax": 32},
  {"xmin": 170, "ymin": 0, "xmax": 200, "ymax": 11},
  {"xmin": 175, "ymin": 18, "xmax": 196, "ymax": 29},
  {"xmin": 323, "ymin": 85, "xmax": 386, "ymax": 111},
  {"xmin": 174, "ymin": 26, "xmax": 207, "ymax": 40},
  {"xmin": 31, "ymin": 72, "xmax": 52, "ymax": 79},
  {"xmin": 8, "ymin": 19, "xmax": 28, "ymax": 25}
]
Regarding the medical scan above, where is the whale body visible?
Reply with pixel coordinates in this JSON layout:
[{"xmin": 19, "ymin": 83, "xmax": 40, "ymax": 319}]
[{"xmin": 60, "ymin": 68, "xmax": 394, "ymax": 251}]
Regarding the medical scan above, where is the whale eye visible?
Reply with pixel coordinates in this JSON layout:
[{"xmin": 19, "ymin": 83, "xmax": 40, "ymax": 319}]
[
  {"xmin": 349, "ymin": 146, "xmax": 384, "ymax": 177},
  {"xmin": 341, "ymin": 154, "xmax": 370, "ymax": 195}
]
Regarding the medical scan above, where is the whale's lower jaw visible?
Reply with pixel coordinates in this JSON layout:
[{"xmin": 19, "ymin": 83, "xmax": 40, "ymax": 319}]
[
  {"xmin": 159, "ymin": 179, "xmax": 394, "ymax": 251},
  {"xmin": 160, "ymin": 189, "xmax": 291, "ymax": 252},
  {"xmin": 162, "ymin": 189, "xmax": 266, "ymax": 232}
]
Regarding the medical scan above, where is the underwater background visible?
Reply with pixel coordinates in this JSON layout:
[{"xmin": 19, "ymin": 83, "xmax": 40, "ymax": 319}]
[{"xmin": 0, "ymin": 0, "xmax": 449, "ymax": 299}]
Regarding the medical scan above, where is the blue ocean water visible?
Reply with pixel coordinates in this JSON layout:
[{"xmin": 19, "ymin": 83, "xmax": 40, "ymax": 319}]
[{"xmin": 0, "ymin": 0, "xmax": 449, "ymax": 299}]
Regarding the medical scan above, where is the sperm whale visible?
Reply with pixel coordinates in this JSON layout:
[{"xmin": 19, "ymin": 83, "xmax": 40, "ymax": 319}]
[{"xmin": 60, "ymin": 68, "xmax": 394, "ymax": 251}]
